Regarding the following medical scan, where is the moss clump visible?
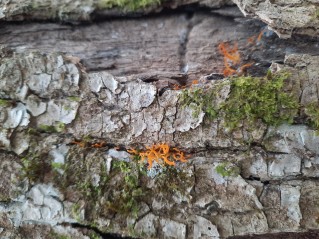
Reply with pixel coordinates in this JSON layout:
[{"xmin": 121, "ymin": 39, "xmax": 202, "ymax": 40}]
[
  {"xmin": 97, "ymin": 0, "xmax": 161, "ymax": 11},
  {"xmin": 49, "ymin": 232, "xmax": 71, "ymax": 239},
  {"xmin": 0, "ymin": 99, "xmax": 11, "ymax": 107},
  {"xmin": 155, "ymin": 166, "xmax": 193, "ymax": 196},
  {"xmin": 21, "ymin": 153, "xmax": 51, "ymax": 183},
  {"xmin": 305, "ymin": 102, "xmax": 319, "ymax": 130},
  {"xmin": 180, "ymin": 71, "xmax": 299, "ymax": 131},
  {"xmin": 105, "ymin": 160, "xmax": 146, "ymax": 218},
  {"xmin": 38, "ymin": 122, "xmax": 65, "ymax": 133},
  {"xmin": 222, "ymin": 71, "xmax": 299, "ymax": 130},
  {"xmin": 215, "ymin": 162, "xmax": 240, "ymax": 177},
  {"xmin": 180, "ymin": 87, "xmax": 219, "ymax": 119},
  {"xmin": 68, "ymin": 96, "xmax": 81, "ymax": 102}
]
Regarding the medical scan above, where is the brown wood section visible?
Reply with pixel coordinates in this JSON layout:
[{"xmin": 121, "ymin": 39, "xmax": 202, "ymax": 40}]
[{"xmin": 1, "ymin": 9, "xmax": 319, "ymax": 82}]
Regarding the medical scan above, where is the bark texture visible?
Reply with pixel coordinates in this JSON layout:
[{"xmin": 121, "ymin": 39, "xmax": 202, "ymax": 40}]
[
  {"xmin": 1, "ymin": 11, "xmax": 319, "ymax": 81},
  {"xmin": 0, "ymin": 0, "xmax": 233, "ymax": 21},
  {"xmin": 1, "ymin": 49, "xmax": 319, "ymax": 239},
  {"xmin": 232, "ymin": 0, "xmax": 319, "ymax": 38},
  {"xmin": 1, "ymin": 1, "xmax": 319, "ymax": 239}
]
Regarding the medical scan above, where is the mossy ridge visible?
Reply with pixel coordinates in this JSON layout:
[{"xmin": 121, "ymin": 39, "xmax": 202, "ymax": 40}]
[
  {"xmin": 21, "ymin": 152, "xmax": 52, "ymax": 183},
  {"xmin": 155, "ymin": 166, "xmax": 193, "ymax": 196},
  {"xmin": 104, "ymin": 159, "xmax": 147, "ymax": 218},
  {"xmin": 180, "ymin": 86, "xmax": 220, "ymax": 120},
  {"xmin": 0, "ymin": 99, "xmax": 12, "ymax": 107},
  {"xmin": 97, "ymin": 0, "xmax": 161, "ymax": 11},
  {"xmin": 180, "ymin": 71, "xmax": 299, "ymax": 131},
  {"xmin": 222, "ymin": 71, "xmax": 299, "ymax": 130},
  {"xmin": 304, "ymin": 102, "xmax": 319, "ymax": 131}
]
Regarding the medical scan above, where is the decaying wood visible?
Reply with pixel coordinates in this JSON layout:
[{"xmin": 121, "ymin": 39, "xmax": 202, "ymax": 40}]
[{"xmin": 1, "ymin": 10, "xmax": 319, "ymax": 83}]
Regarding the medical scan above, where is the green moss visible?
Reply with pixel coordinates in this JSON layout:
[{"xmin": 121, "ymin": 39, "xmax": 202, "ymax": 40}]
[
  {"xmin": 155, "ymin": 166, "xmax": 193, "ymax": 196},
  {"xmin": 38, "ymin": 124, "xmax": 58, "ymax": 133},
  {"xmin": 180, "ymin": 87, "xmax": 219, "ymax": 119},
  {"xmin": 68, "ymin": 96, "xmax": 81, "ymax": 102},
  {"xmin": 0, "ymin": 99, "xmax": 11, "ymax": 107},
  {"xmin": 56, "ymin": 122, "xmax": 66, "ymax": 132},
  {"xmin": 106, "ymin": 160, "xmax": 146, "ymax": 218},
  {"xmin": 180, "ymin": 71, "xmax": 299, "ymax": 131},
  {"xmin": 127, "ymin": 225, "xmax": 147, "ymax": 238},
  {"xmin": 38, "ymin": 122, "xmax": 65, "ymax": 133},
  {"xmin": 222, "ymin": 71, "xmax": 299, "ymax": 130},
  {"xmin": 89, "ymin": 232, "xmax": 101, "ymax": 239},
  {"xmin": 71, "ymin": 203, "xmax": 83, "ymax": 222},
  {"xmin": 21, "ymin": 153, "xmax": 51, "ymax": 183},
  {"xmin": 51, "ymin": 162, "xmax": 64, "ymax": 171},
  {"xmin": 49, "ymin": 231, "xmax": 71, "ymax": 239},
  {"xmin": 215, "ymin": 162, "xmax": 240, "ymax": 177},
  {"xmin": 305, "ymin": 102, "xmax": 319, "ymax": 130},
  {"xmin": 97, "ymin": 0, "xmax": 161, "ymax": 11}
]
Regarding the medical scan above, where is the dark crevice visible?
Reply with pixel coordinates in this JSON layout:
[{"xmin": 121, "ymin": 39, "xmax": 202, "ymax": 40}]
[
  {"xmin": 59, "ymin": 222, "xmax": 139, "ymax": 239},
  {"xmin": 92, "ymin": 3, "xmax": 236, "ymax": 22},
  {"xmin": 228, "ymin": 229, "xmax": 319, "ymax": 239},
  {"xmin": 247, "ymin": 175, "xmax": 261, "ymax": 181},
  {"xmin": 178, "ymin": 11, "xmax": 194, "ymax": 75}
]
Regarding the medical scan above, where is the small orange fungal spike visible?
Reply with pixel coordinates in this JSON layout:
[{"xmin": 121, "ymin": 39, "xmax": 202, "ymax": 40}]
[
  {"xmin": 71, "ymin": 141, "xmax": 85, "ymax": 147},
  {"xmin": 191, "ymin": 80, "xmax": 199, "ymax": 85},
  {"xmin": 239, "ymin": 62, "xmax": 254, "ymax": 74},
  {"xmin": 218, "ymin": 42, "xmax": 240, "ymax": 64},
  {"xmin": 257, "ymin": 29, "xmax": 264, "ymax": 42},
  {"xmin": 91, "ymin": 141, "xmax": 106, "ymax": 148},
  {"xmin": 127, "ymin": 148, "xmax": 138, "ymax": 154}
]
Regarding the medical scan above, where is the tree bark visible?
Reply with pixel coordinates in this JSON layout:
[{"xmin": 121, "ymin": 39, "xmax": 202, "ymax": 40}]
[{"xmin": 1, "ymin": 2, "xmax": 319, "ymax": 239}]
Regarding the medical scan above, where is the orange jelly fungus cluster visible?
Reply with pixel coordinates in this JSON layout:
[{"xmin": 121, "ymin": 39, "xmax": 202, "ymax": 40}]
[
  {"xmin": 218, "ymin": 30, "xmax": 264, "ymax": 77},
  {"xmin": 218, "ymin": 42, "xmax": 241, "ymax": 77},
  {"xmin": 127, "ymin": 143, "xmax": 188, "ymax": 169}
]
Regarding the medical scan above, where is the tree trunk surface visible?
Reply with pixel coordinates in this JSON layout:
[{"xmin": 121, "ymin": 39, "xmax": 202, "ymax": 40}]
[{"xmin": 1, "ymin": 1, "xmax": 319, "ymax": 239}]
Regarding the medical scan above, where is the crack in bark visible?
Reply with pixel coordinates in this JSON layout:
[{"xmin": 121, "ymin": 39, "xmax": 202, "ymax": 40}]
[
  {"xmin": 178, "ymin": 13, "xmax": 194, "ymax": 75},
  {"xmin": 59, "ymin": 222, "xmax": 137, "ymax": 239}
]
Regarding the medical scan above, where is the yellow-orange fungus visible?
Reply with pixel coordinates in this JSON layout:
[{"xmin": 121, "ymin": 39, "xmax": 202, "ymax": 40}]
[
  {"xmin": 128, "ymin": 143, "xmax": 188, "ymax": 169},
  {"xmin": 240, "ymin": 62, "xmax": 254, "ymax": 72},
  {"xmin": 257, "ymin": 29, "xmax": 265, "ymax": 42},
  {"xmin": 91, "ymin": 141, "xmax": 107, "ymax": 148},
  {"xmin": 218, "ymin": 42, "xmax": 240, "ymax": 64},
  {"xmin": 71, "ymin": 141, "xmax": 85, "ymax": 147},
  {"xmin": 71, "ymin": 140, "xmax": 107, "ymax": 148},
  {"xmin": 218, "ymin": 40, "xmax": 256, "ymax": 77}
]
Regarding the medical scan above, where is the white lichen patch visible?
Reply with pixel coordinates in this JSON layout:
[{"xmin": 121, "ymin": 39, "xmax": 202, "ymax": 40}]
[
  {"xmin": 160, "ymin": 218, "xmax": 186, "ymax": 239},
  {"xmin": 26, "ymin": 94, "xmax": 47, "ymax": 117},
  {"xmin": 5, "ymin": 184, "xmax": 73, "ymax": 227},
  {"xmin": 174, "ymin": 103, "xmax": 205, "ymax": 132},
  {"xmin": 281, "ymin": 185, "xmax": 302, "ymax": 224},
  {"xmin": 268, "ymin": 154, "xmax": 301, "ymax": 178},
  {"xmin": 49, "ymin": 144, "xmax": 69, "ymax": 174},
  {"xmin": 127, "ymin": 81, "xmax": 156, "ymax": 112},
  {"xmin": 193, "ymin": 216, "xmax": 219, "ymax": 239},
  {"xmin": 37, "ymin": 99, "xmax": 79, "ymax": 126},
  {"xmin": 3, "ymin": 103, "xmax": 30, "ymax": 129},
  {"xmin": 134, "ymin": 213, "xmax": 158, "ymax": 237},
  {"xmin": 107, "ymin": 149, "xmax": 131, "ymax": 162}
]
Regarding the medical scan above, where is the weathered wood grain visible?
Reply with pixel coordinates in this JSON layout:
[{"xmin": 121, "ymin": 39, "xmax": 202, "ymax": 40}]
[{"xmin": 1, "ymin": 11, "xmax": 319, "ymax": 83}]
